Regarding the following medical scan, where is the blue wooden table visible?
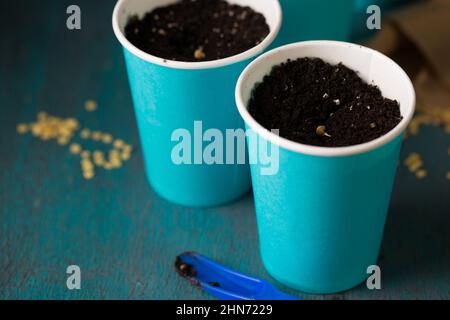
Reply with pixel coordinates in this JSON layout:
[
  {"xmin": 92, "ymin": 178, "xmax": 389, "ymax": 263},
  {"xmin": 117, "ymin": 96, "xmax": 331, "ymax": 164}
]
[{"xmin": 1, "ymin": 0, "xmax": 449, "ymax": 300}]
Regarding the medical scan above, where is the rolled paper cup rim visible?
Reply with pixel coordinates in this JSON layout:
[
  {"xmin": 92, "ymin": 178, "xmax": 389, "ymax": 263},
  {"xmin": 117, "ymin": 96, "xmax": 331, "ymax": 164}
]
[
  {"xmin": 235, "ymin": 40, "xmax": 416, "ymax": 157},
  {"xmin": 112, "ymin": 0, "xmax": 282, "ymax": 70}
]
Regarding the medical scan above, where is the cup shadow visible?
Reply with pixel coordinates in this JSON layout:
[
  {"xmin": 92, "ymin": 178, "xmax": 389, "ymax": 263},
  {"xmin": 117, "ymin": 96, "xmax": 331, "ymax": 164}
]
[{"xmin": 379, "ymin": 177, "xmax": 450, "ymax": 290}]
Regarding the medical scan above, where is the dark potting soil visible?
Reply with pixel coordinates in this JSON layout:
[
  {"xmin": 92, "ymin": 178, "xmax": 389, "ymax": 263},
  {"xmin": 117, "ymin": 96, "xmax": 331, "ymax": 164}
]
[
  {"xmin": 248, "ymin": 58, "xmax": 403, "ymax": 147},
  {"xmin": 124, "ymin": 0, "xmax": 270, "ymax": 62}
]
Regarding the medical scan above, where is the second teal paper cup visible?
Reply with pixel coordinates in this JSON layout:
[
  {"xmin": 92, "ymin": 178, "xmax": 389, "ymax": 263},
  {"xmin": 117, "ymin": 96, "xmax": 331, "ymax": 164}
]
[
  {"xmin": 236, "ymin": 41, "xmax": 416, "ymax": 294},
  {"xmin": 113, "ymin": 0, "xmax": 282, "ymax": 207}
]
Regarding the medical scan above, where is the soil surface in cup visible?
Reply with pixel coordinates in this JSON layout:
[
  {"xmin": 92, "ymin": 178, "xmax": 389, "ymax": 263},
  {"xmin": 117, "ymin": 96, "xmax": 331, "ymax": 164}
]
[
  {"xmin": 248, "ymin": 57, "xmax": 403, "ymax": 147},
  {"xmin": 124, "ymin": 0, "xmax": 270, "ymax": 62}
]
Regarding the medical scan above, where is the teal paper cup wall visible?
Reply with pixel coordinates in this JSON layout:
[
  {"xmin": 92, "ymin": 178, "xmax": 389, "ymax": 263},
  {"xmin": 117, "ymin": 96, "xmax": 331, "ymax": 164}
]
[
  {"xmin": 236, "ymin": 41, "xmax": 415, "ymax": 294},
  {"xmin": 275, "ymin": 0, "xmax": 354, "ymax": 46},
  {"xmin": 113, "ymin": 0, "xmax": 282, "ymax": 207}
]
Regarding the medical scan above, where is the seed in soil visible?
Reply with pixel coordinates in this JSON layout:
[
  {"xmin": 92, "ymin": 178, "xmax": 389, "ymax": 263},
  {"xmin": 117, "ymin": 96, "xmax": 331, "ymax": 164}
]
[
  {"xmin": 316, "ymin": 125, "xmax": 331, "ymax": 137},
  {"xmin": 194, "ymin": 47, "xmax": 206, "ymax": 60},
  {"xmin": 248, "ymin": 57, "xmax": 403, "ymax": 147},
  {"xmin": 124, "ymin": 0, "xmax": 270, "ymax": 62}
]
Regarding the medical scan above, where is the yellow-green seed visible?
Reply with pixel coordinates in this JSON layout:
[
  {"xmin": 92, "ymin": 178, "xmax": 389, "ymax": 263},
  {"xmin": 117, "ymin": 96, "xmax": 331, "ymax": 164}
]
[
  {"xmin": 101, "ymin": 134, "xmax": 113, "ymax": 144},
  {"xmin": 92, "ymin": 131, "xmax": 102, "ymax": 141},
  {"xmin": 81, "ymin": 150, "xmax": 90, "ymax": 158},
  {"xmin": 416, "ymin": 169, "xmax": 427, "ymax": 179},
  {"xmin": 16, "ymin": 124, "xmax": 28, "ymax": 134},
  {"xmin": 84, "ymin": 100, "xmax": 98, "ymax": 112},
  {"xmin": 80, "ymin": 128, "xmax": 91, "ymax": 139},
  {"xmin": 70, "ymin": 143, "xmax": 82, "ymax": 154},
  {"xmin": 113, "ymin": 139, "xmax": 125, "ymax": 149},
  {"xmin": 83, "ymin": 170, "xmax": 95, "ymax": 180}
]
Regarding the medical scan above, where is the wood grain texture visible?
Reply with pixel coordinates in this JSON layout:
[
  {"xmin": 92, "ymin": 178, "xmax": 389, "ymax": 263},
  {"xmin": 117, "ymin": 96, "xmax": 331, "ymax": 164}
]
[{"xmin": 0, "ymin": 0, "xmax": 449, "ymax": 300}]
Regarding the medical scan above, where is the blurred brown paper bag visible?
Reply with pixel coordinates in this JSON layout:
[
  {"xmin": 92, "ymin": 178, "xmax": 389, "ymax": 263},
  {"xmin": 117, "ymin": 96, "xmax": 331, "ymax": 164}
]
[{"xmin": 368, "ymin": 0, "xmax": 450, "ymax": 131}]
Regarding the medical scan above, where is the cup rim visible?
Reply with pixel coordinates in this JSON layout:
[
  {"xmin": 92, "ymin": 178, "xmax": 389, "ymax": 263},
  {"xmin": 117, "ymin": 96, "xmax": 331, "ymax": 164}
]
[
  {"xmin": 235, "ymin": 41, "xmax": 416, "ymax": 157},
  {"xmin": 112, "ymin": 0, "xmax": 282, "ymax": 70}
]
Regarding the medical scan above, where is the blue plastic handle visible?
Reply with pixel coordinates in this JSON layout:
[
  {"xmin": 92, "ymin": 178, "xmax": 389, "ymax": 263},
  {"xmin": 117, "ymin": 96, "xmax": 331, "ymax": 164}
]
[{"xmin": 176, "ymin": 252, "xmax": 299, "ymax": 300}]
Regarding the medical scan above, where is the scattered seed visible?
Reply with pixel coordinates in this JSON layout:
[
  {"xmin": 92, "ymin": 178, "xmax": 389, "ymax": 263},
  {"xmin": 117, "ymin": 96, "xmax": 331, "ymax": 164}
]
[
  {"xmin": 103, "ymin": 162, "xmax": 113, "ymax": 170},
  {"xmin": 101, "ymin": 133, "xmax": 113, "ymax": 144},
  {"xmin": 416, "ymin": 169, "xmax": 427, "ymax": 179},
  {"xmin": 81, "ymin": 150, "xmax": 90, "ymax": 159},
  {"xmin": 91, "ymin": 131, "xmax": 102, "ymax": 141},
  {"xmin": 109, "ymin": 149, "xmax": 120, "ymax": 159},
  {"xmin": 333, "ymin": 99, "xmax": 340, "ymax": 106},
  {"xmin": 404, "ymin": 153, "xmax": 428, "ymax": 179},
  {"xmin": 408, "ymin": 161, "xmax": 423, "ymax": 173},
  {"xmin": 69, "ymin": 143, "xmax": 82, "ymax": 154},
  {"xmin": 37, "ymin": 112, "xmax": 48, "ymax": 121},
  {"xmin": 81, "ymin": 159, "xmax": 94, "ymax": 171},
  {"xmin": 83, "ymin": 170, "xmax": 95, "ymax": 180},
  {"xmin": 80, "ymin": 128, "xmax": 90, "ymax": 139},
  {"xmin": 122, "ymin": 144, "xmax": 133, "ymax": 153},
  {"xmin": 84, "ymin": 100, "xmax": 98, "ymax": 112},
  {"xmin": 17, "ymin": 110, "xmax": 132, "ymax": 181},
  {"xmin": 93, "ymin": 156, "xmax": 105, "ymax": 166},
  {"xmin": 113, "ymin": 139, "xmax": 125, "ymax": 149},
  {"xmin": 370, "ymin": 123, "xmax": 376, "ymax": 129},
  {"xmin": 65, "ymin": 118, "xmax": 79, "ymax": 130},
  {"xmin": 57, "ymin": 137, "xmax": 69, "ymax": 145},
  {"xmin": 404, "ymin": 153, "xmax": 420, "ymax": 166},
  {"xmin": 31, "ymin": 124, "xmax": 42, "ymax": 136},
  {"xmin": 16, "ymin": 124, "xmax": 28, "ymax": 134},
  {"xmin": 93, "ymin": 150, "xmax": 104, "ymax": 158},
  {"xmin": 121, "ymin": 151, "xmax": 131, "ymax": 161}
]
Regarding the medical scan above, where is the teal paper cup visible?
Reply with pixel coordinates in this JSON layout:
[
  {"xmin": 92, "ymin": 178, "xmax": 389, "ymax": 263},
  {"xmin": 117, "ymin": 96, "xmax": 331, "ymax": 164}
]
[
  {"xmin": 275, "ymin": 0, "xmax": 354, "ymax": 46},
  {"xmin": 236, "ymin": 41, "xmax": 415, "ymax": 294},
  {"xmin": 113, "ymin": 0, "xmax": 282, "ymax": 207}
]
